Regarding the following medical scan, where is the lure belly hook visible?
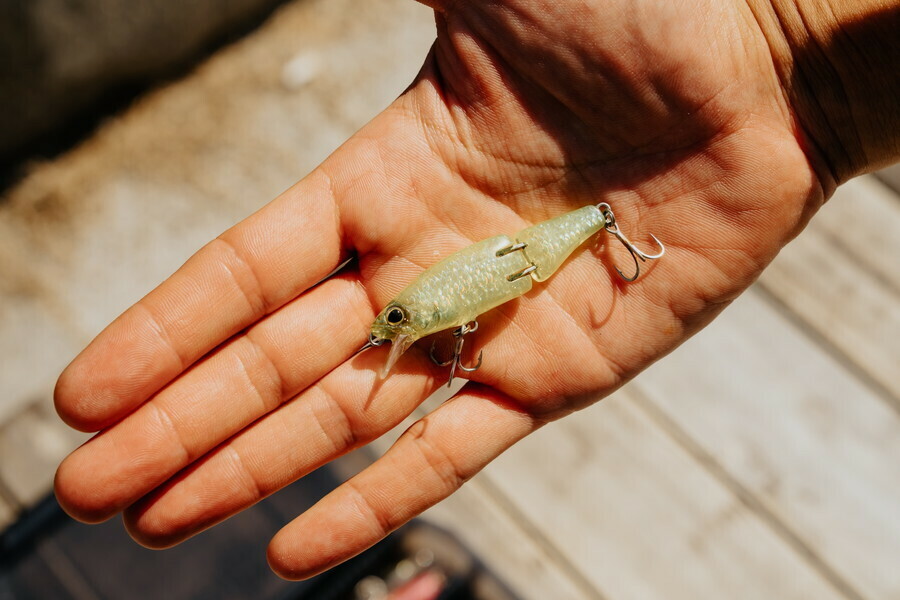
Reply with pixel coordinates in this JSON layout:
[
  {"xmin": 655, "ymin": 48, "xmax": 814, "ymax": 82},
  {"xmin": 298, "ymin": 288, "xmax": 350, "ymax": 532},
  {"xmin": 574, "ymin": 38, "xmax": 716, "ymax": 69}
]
[{"xmin": 361, "ymin": 203, "xmax": 664, "ymax": 386}]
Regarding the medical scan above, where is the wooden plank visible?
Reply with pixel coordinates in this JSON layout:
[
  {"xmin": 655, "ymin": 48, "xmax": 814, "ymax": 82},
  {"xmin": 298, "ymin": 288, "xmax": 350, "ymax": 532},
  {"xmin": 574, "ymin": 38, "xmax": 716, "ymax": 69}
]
[
  {"xmin": 874, "ymin": 164, "xmax": 900, "ymax": 195},
  {"xmin": 481, "ymin": 391, "xmax": 845, "ymax": 600},
  {"xmin": 809, "ymin": 175, "xmax": 900, "ymax": 292},
  {"xmin": 367, "ymin": 383, "xmax": 596, "ymax": 600},
  {"xmin": 0, "ymin": 226, "xmax": 87, "ymax": 426},
  {"xmin": 758, "ymin": 183, "xmax": 900, "ymax": 404},
  {"xmin": 57, "ymin": 503, "xmax": 301, "ymax": 600},
  {"xmin": 0, "ymin": 489, "xmax": 15, "ymax": 532},
  {"xmin": 0, "ymin": 402, "xmax": 87, "ymax": 507},
  {"xmin": 636, "ymin": 289, "xmax": 900, "ymax": 599},
  {"xmin": 422, "ymin": 475, "xmax": 598, "ymax": 600},
  {"xmin": 3, "ymin": 540, "xmax": 80, "ymax": 600}
]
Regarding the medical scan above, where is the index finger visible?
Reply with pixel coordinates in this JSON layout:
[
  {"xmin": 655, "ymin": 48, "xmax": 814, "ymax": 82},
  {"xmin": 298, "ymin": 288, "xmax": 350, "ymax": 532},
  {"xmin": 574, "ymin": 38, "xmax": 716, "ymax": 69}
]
[{"xmin": 55, "ymin": 169, "xmax": 344, "ymax": 431}]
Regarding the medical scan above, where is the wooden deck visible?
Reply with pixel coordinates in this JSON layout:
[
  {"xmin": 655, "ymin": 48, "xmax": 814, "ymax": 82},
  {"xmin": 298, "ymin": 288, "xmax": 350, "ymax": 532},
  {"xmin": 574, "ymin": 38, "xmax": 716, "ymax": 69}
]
[
  {"xmin": 382, "ymin": 171, "xmax": 900, "ymax": 600},
  {"xmin": 1, "ymin": 1, "xmax": 898, "ymax": 598}
]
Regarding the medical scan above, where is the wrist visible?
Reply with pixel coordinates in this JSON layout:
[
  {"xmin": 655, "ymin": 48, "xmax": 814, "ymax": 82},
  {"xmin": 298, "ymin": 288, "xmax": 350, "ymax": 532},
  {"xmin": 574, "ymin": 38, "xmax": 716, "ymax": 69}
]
[{"xmin": 745, "ymin": 0, "xmax": 900, "ymax": 194}]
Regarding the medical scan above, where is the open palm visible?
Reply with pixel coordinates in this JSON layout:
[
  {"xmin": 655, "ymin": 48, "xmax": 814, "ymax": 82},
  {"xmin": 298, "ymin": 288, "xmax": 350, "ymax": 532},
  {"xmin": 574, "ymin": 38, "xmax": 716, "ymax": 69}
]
[{"xmin": 55, "ymin": 0, "xmax": 822, "ymax": 579}]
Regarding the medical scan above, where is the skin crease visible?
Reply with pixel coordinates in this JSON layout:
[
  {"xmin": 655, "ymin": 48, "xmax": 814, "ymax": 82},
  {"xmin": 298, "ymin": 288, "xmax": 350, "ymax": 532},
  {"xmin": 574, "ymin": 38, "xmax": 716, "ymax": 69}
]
[{"xmin": 53, "ymin": 0, "xmax": 849, "ymax": 581}]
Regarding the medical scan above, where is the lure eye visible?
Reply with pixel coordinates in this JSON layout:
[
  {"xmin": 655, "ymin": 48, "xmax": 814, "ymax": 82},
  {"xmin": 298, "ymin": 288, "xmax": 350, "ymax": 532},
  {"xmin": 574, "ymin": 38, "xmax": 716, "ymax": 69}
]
[{"xmin": 385, "ymin": 306, "xmax": 406, "ymax": 325}]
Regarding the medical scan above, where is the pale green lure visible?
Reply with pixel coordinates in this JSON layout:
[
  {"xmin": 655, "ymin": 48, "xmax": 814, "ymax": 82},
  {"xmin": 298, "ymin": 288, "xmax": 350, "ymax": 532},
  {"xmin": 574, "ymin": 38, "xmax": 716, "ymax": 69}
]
[{"xmin": 363, "ymin": 203, "xmax": 664, "ymax": 384}]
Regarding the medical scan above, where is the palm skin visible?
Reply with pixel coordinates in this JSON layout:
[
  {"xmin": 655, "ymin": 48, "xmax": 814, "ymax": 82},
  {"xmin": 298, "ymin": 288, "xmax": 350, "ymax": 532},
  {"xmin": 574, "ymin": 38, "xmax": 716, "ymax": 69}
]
[{"xmin": 54, "ymin": 0, "xmax": 822, "ymax": 580}]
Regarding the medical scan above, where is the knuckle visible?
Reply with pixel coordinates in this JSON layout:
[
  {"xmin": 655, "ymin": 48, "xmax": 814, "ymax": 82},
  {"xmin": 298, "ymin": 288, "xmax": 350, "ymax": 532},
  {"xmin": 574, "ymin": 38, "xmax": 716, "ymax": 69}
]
[
  {"xmin": 213, "ymin": 237, "xmax": 269, "ymax": 317},
  {"xmin": 313, "ymin": 385, "xmax": 358, "ymax": 453},
  {"xmin": 149, "ymin": 402, "xmax": 191, "ymax": 463},
  {"xmin": 407, "ymin": 424, "xmax": 467, "ymax": 494},
  {"xmin": 225, "ymin": 446, "xmax": 265, "ymax": 502},
  {"xmin": 236, "ymin": 335, "xmax": 284, "ymax": 412},
  {"xmin": 347, "ymin": 481, "xmax": 393, "ymax": 538}
]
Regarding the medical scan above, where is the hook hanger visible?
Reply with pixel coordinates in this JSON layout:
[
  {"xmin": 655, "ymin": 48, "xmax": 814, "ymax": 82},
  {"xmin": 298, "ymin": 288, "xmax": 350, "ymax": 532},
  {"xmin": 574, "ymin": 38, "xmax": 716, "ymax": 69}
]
[
  {"xmin": 356, "ymin": 332, "xmax": 385, "ymax": 355},
  {"xmin": 430, "ymin": 321, "xmax": 483, "ymax": 387}
]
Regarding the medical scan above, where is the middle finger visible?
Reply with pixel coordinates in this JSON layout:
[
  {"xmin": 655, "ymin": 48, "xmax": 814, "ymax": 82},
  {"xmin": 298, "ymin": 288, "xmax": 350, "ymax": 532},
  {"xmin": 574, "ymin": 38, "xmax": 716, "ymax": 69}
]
[
  {"xmin": 55, "ymin": 273, "xmax": 374, "ymax": 523},
  {"xmin": 123, "ymin": 345, "xmax": 444, "ymax": 548}
]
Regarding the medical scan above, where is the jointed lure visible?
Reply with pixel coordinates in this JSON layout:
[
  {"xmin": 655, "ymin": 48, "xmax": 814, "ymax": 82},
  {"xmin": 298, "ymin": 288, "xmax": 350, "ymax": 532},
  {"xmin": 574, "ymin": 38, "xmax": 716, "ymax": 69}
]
[{"xmin": 361, "ymin": 203, "xmax": 664, "ymax": 385}]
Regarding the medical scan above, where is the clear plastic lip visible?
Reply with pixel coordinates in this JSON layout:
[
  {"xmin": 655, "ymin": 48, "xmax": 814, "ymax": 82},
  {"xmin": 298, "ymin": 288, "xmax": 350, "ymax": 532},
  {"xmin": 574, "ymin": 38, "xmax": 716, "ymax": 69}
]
[{"xmin": 380, "ymin": 334, "xmax": 413, "ymax": 378}]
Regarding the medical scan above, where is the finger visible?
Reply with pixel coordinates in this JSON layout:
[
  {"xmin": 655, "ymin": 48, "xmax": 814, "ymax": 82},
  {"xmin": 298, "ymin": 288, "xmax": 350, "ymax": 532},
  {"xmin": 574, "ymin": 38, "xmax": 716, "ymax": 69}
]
[
  {"xmin": 266, "ymin": 384, "xmax": 537, "ymax": 580},
  {"xmin": 54, "ymin": 274, "xmax": 373, "ymax": 523},
  {"xmin": 121, "ymin": 346, "xmax": 445, "ymax": 548},
  {"xmin": 55, "ymin": 170, "xmax": 344, "ymax": 432}
]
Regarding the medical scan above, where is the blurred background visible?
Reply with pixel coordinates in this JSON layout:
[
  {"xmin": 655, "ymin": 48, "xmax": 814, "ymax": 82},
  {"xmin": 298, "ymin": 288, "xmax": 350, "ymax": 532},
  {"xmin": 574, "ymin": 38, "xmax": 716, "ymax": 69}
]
[{"xmin": 1, "ymin": 1, "xmax": 898, "ymax": 599}]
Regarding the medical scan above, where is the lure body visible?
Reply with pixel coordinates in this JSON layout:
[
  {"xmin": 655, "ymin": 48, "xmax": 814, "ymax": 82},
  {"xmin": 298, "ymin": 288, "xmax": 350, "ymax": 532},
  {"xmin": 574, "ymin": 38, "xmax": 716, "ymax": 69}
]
[
  {"xmin": 516, "ymin": 204, "xmax": 608, "ymax": 282},
  {"xmin": 369, "ymin": 205, "xmax": 607, "ymax": 373},
  {"xmin": 382, "ymin": 234, "xmax": 534, "ymax": 339}
]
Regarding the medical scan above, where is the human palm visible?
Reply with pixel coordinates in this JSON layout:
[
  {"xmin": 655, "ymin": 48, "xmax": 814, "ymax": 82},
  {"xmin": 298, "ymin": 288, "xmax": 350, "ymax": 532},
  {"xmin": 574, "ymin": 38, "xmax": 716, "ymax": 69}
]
[{"xmin": 55, "ymin": 0, "xmax": 822, "ymax": 579}]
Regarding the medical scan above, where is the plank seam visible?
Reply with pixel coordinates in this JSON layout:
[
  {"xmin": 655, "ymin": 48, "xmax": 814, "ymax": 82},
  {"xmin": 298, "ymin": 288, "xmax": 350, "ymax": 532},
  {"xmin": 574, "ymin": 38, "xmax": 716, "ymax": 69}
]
[
  {"xmin": 873, "ymin": 168, "xmax": 900, "ymax": 196},
  {"xmin": 407, "ymin": 403, "xmax": 606, "ymax": 600},
  {"xmin": 470, "ymin": 475, "xmax": 611, "ymax": 600},
  {"xmin": 36, "ymin": 537, "xmax": 104, "ymax": 600},
  {"xmin": 628, "ymin": 384, "xmax": 867, "ymax": 600},
  {"xmin": 0, "ymin": 476, "xmax": 22, "ymax": 514},
  {"xmin": 754, "ymin": 282, "xmax": 900, "ymax": 416},
  {"xmin": 813, "ymin": 227, "xmax": 900, "ymax": 297}
]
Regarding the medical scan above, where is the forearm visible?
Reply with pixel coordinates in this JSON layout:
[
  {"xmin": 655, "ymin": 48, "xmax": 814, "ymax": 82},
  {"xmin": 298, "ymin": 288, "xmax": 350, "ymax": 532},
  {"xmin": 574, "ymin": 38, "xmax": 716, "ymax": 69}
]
[{"xmin": 747, "ymin": 0, "xmax": 900, "ymax": 194}]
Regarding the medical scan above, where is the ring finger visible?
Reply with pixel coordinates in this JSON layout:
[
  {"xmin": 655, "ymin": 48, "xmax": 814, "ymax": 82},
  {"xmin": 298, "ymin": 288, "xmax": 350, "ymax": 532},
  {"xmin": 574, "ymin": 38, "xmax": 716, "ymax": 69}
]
[
  {"xmin": 55, "ymin": 272, "xmax": 374, "ymax": 523},
  {"xmin": 122, "ymin": 345, "xmax": 445, "ymax": 548}
]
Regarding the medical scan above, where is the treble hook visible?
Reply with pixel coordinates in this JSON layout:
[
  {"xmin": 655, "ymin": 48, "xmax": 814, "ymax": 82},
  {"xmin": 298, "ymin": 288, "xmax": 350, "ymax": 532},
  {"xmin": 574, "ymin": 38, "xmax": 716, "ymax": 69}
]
[
  {"xmin": 429, "ymin": 321, "xmax": 483, "ymax": 387},
  {"xmin": 597, "ymin": 203, "xmax": 665, "ymax": 282}
]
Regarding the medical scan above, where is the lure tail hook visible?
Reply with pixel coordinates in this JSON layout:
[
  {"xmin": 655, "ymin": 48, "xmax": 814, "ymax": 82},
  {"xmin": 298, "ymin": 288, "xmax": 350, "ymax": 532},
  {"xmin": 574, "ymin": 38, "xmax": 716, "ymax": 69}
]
[
  {"xmin": 597, "ymin": 203, "xmax": 665, "ymax": 282},
  {"xmin": 430, "ymin": 321, "xmax": 483, "ymax": 387}
]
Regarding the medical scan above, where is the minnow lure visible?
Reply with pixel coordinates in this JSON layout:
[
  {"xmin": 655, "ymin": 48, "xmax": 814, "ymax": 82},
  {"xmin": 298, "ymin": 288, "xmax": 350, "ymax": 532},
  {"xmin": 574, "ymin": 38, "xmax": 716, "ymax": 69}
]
[{"xmin": 361, "ymin": 203, "xmax": 664, "ymax": 385}]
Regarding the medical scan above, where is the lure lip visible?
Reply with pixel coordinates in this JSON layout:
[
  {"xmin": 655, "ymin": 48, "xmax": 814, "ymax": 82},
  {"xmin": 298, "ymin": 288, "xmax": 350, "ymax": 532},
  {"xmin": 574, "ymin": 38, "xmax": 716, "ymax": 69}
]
[
  {"xmin": 380, "ymin": 334, "xmax": 413, "ymax": 379},
  {"xmin": 355, "ymin": 333, "xmax": 415, "ymax": 379}
]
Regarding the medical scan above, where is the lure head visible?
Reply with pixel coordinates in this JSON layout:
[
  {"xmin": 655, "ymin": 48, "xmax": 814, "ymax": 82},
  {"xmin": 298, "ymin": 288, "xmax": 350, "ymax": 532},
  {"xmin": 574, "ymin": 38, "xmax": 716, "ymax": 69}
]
[{"xmin": 369, "ymin": 302, "xmax": 422, "ymax": 378}]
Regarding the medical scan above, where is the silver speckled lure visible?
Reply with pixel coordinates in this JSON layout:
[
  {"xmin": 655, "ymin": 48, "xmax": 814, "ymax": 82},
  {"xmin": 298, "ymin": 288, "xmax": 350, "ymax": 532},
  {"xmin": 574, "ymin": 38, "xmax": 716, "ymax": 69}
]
[{"xmin": 361, "ymin": 203, "xmax": 664, "ymax": 385}]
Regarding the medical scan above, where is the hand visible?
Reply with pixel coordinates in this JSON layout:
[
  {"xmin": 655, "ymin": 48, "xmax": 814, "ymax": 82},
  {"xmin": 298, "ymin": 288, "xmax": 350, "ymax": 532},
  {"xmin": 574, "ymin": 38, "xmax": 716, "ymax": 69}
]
[{"xmin": 55, "ymin": 0, "xmax": 824, "ymax": 579}]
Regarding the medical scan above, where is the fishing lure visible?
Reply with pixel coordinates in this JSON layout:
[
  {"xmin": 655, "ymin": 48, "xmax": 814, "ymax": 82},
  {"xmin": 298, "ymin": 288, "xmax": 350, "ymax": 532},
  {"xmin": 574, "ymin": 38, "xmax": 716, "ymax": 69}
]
[{"xmin": 361, "ymin": 203, "xmax": 664, "ymax": 385}]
